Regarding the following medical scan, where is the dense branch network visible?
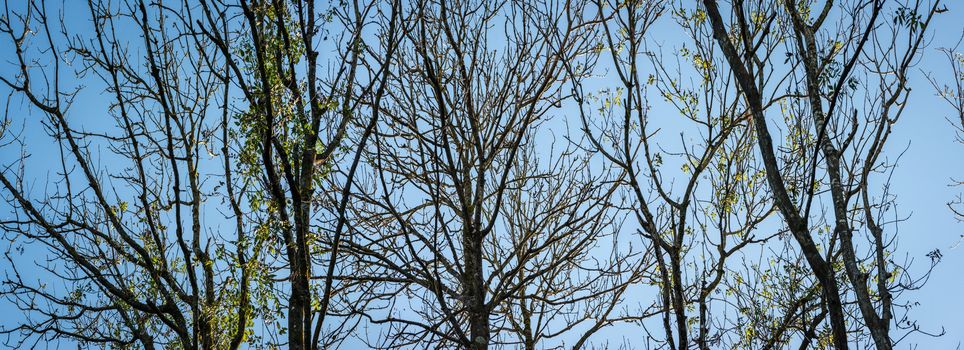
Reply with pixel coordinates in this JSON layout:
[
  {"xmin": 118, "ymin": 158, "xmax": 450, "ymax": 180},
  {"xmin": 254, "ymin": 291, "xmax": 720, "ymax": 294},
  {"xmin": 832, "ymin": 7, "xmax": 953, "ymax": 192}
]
[{"xmin": 0, "ymin": 0, "xmax": 953, "ymax": 349}]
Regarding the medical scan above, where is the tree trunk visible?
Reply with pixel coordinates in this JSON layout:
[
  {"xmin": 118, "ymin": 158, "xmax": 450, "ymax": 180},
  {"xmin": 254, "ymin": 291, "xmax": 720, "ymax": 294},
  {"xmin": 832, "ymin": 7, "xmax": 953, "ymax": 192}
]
[{"xmin": 464, "ymin": 232, "xmax": 489, "ymax": 350}]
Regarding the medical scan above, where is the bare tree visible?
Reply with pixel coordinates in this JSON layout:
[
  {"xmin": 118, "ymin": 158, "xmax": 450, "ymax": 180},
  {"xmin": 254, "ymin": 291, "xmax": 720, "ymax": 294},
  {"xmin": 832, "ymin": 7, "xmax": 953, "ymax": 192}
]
[
  {"xmin": 191, "ymin": 0, "xmax": 401, "ymax": 348},
  {"xmin": 932, "ymin": 34, "xmax": 964, "ymax": 223},
  {"xmin": 0, "ymin": 0, "xmax": 954, "ymax": 349},
  {"xmin": 324, "ymin": 0, "xmax": 647, "ymax": 348},
  {"xmin": 0, "ymin": 0, "xmax": 401, "ymax": 348},
  {"xmin": 569, "ymin": 1, "xmax": 831, "ymax": 349},
  {"xmin": 702, "ymin": 0, "xmax": 942, "ymax": 348},
  {"xmin": 0, "ymin": 0, "xmax": 247, "ymax": 348}
]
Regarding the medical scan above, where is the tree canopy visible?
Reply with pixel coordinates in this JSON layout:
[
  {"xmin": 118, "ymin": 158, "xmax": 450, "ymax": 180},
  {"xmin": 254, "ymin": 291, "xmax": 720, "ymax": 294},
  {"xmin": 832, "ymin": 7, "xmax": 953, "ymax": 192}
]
[{"xmin": 0, "ymin": 0, "xmax": 957, "ymax": 349}]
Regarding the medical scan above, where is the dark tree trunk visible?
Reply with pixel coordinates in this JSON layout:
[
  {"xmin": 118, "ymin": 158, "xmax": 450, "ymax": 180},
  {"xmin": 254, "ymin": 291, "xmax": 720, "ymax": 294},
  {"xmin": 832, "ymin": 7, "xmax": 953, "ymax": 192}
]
[{"xmin": 464, "ymin": 231, "xmax": 489, "ymax": 350}]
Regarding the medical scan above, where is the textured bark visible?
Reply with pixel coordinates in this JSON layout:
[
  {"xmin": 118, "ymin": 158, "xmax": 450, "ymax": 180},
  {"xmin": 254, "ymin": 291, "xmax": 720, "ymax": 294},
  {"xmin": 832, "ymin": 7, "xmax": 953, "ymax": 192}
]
[
  {"xmin": 464, "ymin": 231, "xmax": 490, "ymax": 350},
  {"xmin": 700, "ymin": 2, "xmax": 850, "ymax": 348}
]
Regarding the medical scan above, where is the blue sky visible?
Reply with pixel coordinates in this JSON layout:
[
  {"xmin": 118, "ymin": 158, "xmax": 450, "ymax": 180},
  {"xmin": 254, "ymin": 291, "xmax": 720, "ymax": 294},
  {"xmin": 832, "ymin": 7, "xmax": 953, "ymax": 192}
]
[
  {"xmin": 0, "ymin": 0, "xmax": 962, "ymax": 348},
  {"xmin": 864, "ymin": 5, "xmax": 964, "ymax": 346}
]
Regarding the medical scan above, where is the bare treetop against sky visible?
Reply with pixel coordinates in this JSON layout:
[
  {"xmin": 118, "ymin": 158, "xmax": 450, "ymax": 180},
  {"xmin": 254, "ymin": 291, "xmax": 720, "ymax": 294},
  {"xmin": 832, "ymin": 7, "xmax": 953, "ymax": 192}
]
[{"xmin": 0, "ymin": 0, "xmax": 961, "ymax": 349}]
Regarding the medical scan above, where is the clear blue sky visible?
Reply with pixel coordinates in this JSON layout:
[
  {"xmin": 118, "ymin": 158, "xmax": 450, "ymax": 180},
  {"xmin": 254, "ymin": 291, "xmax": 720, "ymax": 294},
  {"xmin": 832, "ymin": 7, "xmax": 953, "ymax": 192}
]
[
  {"xmin": 0, "ymin": 1, "xmax": 961, "ymax": 348},
  {"xmin": 867, "ymin": 4, "xmax": 964, "ymax": 346}
]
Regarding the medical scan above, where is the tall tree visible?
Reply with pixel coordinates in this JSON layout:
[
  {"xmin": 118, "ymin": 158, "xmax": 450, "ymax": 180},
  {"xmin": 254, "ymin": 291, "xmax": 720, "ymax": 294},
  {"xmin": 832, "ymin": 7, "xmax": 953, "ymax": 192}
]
[
  {"xmin": 328, "ymin": 0, "xmax": 644, "ymax": 348},
  {"xmin": 701, "ymin": 0, "xmax": 942, "ymax": 348},
  {"xmin": 0, "ymin": 0, "xmax": 953, "ymax": 349},
  {"xmin": 192, "ymin": 0, "xmax": 402, "ymax": 348},
  {"xmin": 0, "ymin": 0, "xmax": 246, "ymax": 348},
  {"xmin": 571, "ymin": 1, "xmax": 787, "ymax": 348}
]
